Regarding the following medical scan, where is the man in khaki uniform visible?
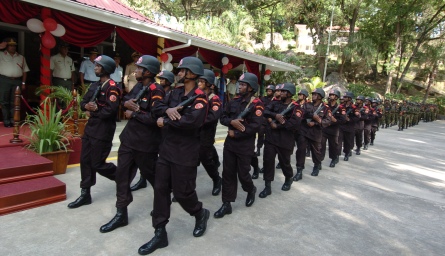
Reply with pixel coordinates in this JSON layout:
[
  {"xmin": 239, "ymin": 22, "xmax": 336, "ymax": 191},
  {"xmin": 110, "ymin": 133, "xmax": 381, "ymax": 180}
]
[
  {"xmin": 50, "ymin": 42, "xmax": 75, "ymax": 90},
  {"xmin": 0, "ymin": 38, "xmax": 29, "ymax": 127},
  {"xmin": 123, "ymin": 52, "xmax": 140, "ymax": 93}
]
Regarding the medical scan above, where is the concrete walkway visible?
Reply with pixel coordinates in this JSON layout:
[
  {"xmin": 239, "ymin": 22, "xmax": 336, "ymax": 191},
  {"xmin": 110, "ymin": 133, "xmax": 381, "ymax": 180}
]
[{"xmin": 1, "ymin": 121, "xmax": 445, "ymax": 256}]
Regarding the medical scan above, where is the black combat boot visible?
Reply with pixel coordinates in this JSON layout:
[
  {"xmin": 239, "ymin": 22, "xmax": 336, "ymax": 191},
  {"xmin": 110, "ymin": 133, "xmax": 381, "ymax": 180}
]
[
  {"xmin": 344, "ymin": 154, "xmax": 349, "ymax": 161},
  {"xmin": 259, "ymin": 181, "xmax": 272, "ymax": 198},
  {"xmin": 276, "ymin": 163, "xmax": 281, "ymax": 169},
  {"xmin": 68, "ymin": 188, "xmax": 91, "ymax": 209},
  {"xmin": 370, "ymin": 141, "xmax": 374, "ymax": 146},
  {"xmin": 211, "ymin": 176, "xmax": 222, "ymax": 196},
  {"xmin": 311, "ymin": 165, "xmax": 320, "ymax": 176},
  {"xmin": 281, "ymin": 177, "xmax": 293, "ymax": 191},
  {"xmin": 252, "ymin": 167, "xmax": 260, "ymax": 179},
  {"xmin": 193, "ymin": 208, "xmax": 210, "ymax": 237},
  {"xmin": 245, "ymin": 186, "xmax": 256, "ymax": 207},
  {"xmin": 100, "ymin": 207, "xmax": 129, "ymax": 233},
  {"xmin": 255, "ymin": 147, "xmax": 261, "ymax": 156},
  {"xmin": 363, "ymin": 144, "xmax": 368, "ymax": 150},
  {"xmin": 214, "ymin": 202, "xmax": 232, "ymax": 218},
  {"xmin": 130, "ymin": 177, "xmax": 147, "ymax": 191},
  {"xmin": 329, "ymin": 158, "xmax": 337, "ymax": 167},
  {"xmin": 293, "ymin": 168, "xmax": 303, "ymax": 181},
  {"xmin": 335, "ymin": 155, "xmax": 340, "ymax": 164},
  {"xmin": 356, "ymin": 149, "xmax": 361, "ymax": 155},
  {"xmin": 138, "ymin": 227, "xmax": 168, "ymax": 255},
  {"xmin": 259, "ymin": 167, "xmax": 264, "ymax": 173},
  {"xmin": 306, "ymin": 148, "xmax": 311, "ymax": 157}
]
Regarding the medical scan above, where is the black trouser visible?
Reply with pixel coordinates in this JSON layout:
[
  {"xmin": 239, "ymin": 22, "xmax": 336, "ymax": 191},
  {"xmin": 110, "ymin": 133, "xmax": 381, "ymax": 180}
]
[
  {"xmin": 80, "ymin": 135, "xmax": 116, "ymax": 188},
  {"xmin": 152, "ymin": 157, "xmax": 202, "ymax": 228},
  {"xmin": 355, "ymin": 129, "xmax": 363, "ymax": 149},
  {"xmin": 364, "ymin": 128, "xmax": 371, "ymax": 145},
  {"xmin": 321, "ymin": 132, "xmax": 339, "ymax": 161},
  {"xmin": 221, "ymin": 149, "xmax": 255, "ymax": 202},
  {"xmin": 256, "ymin": 124, "xmax": 266, "ymax": 150},
  {"xmin": 52, "ymin": 77, "xmax": 72, "ymax": 90},
  {"xmin": 296, "ymin": 135, "xmax": 322, "ymax": 169},
  {"xmin": 199, "ymin": 144, "xmax": 220, "ymax": 181},
  {"xmin": 371, "ymin": 127, "xmax": 377, "ymax": 143},
  {"xmin": 340, "ymin": 130, "xmax": 354, "ymax": 155},
  {"xmin": 263, "ymin": 142, "xmax": 293, "ymax": 181},
  {"xmin": 0, "ymin": 76, "xmax": 19, "ymax": 125},
  {"xmin": 115, "ymin": 143, "xmax": 157, "ymax": 208}
]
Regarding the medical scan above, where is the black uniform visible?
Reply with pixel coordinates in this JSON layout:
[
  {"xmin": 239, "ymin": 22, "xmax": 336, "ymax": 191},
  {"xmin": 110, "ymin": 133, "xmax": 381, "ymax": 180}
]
[
  {"xmin": 370, "ymin": 107, "xmax": 382, "ymax": 144},
  {"xmin": 263, "ymin": 101, "xmax": 302, "ymax": 182},
  {"xmin": 199, "ymin": 94, "xmax": 222, "ymax": 182},
  {"xmin": 354, "ymin": 103, "xmax": 366, "ymax": 152},
  {"xmin": 256, "ymin": 95, "xmax": 273, "ymax": 151},
  {"xmin": 338, "ymin": 103, "xmax": 359, "ymax": 157},
  {"xmin": 321, "ymin": 103, "xmax": 346, "ymax": 161},
  {"xmin": 79, "ymin": 79, "xmax": 121, "ymax": 188},
  {"xmin": 115, "ymin": 82, "xmax": 165, "ymax": 208},
  {"xmin": 220, "ymin": 95, "xmax": 264, "ymax": 203},
  {"xmin": 152, "ymin": 85, "xmax": 208, "ymax": 228}
]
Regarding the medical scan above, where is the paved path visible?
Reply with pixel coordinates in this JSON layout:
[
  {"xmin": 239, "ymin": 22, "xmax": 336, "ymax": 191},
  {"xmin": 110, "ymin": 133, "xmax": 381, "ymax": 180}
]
[{"xmin": 1, "ymin": 121, "xmax": 445, "ymax": 256}]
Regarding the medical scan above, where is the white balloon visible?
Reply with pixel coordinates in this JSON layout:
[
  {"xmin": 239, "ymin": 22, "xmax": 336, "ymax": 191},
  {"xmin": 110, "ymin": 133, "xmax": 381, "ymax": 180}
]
[
  {"xmin": 221, "ymin": 57, "xmax": 229, "ymax": 65},
  {"xmin": 50, "ymin": 24, "xmax": 66, "ymax": 37},
  {"xmin": 167, "ymin": 53, "xmax": 173, "ymax": 63},
  {"xmin": 264, "ymin": 75, "xmax": 271, "ymax": 81},
  {"xmin": 164, "ymin": 63, "xmax": 173, "ymax": 71},
  {"xmin": 27, "ymin": 18, "xmax": 45, "ymax": 33}
]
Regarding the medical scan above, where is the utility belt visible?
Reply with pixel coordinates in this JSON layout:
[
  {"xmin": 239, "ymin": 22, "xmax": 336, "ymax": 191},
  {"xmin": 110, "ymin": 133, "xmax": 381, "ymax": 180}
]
[
  {"xmin": 0, "ymin": 74, "xmax": 22, "ymax": 80},
  {"xmin": 53, "ymin": 77, "xmax": 71, "ymax": 81}
]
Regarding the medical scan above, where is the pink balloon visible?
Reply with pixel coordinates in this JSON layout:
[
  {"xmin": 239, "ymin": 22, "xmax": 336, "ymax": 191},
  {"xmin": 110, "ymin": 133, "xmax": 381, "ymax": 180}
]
[
  {"xmin": 227, "ymin": 63, "xmax": 233, "ymax": 69},
  {"xmin": 42, "ymin": 31, "xmax": 56, "ymax": 49},
  {"xmin": 43, "ymin": 18, "xmax": 58, "ymax": 31},
  {"xmin": 160, "ymin": 53, "xmax": 168, "ymax": 62}
]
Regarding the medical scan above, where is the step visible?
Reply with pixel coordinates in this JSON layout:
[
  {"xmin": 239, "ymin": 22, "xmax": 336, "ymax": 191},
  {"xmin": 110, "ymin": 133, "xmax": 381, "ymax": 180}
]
[
  {"xmin": 0, "ymin": 146, "xmax": 53, "ymax": 185},
  {"xmin": 0, "ymin": 176, "xmax": 66, "ymax": 216}
]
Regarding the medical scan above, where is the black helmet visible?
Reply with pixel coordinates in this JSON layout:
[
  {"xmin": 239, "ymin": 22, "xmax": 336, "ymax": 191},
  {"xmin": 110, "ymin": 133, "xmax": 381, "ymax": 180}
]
[
  {"xmin": 157, "ymin": 70, "xmax": 175, "ymax": 84},
  {"xmin": 238, "ymin": 72, "xmax": 259, "ymax": 92},
  {"xmin": 281, "ymin": 83, "xmax": 296, "ymax": 96},
  {"xmin": 356, "ymin": 95, "xmax": 365, "ymax": 101},
  {"xmin": 298, "ymin": 89, "xmax": 309, "ymax": 97},
  {"xmin": 136, "ymin": 55, "xmax": 160, "ymax": 75},
  {"xmin": 371, "ymin": 98, "xmax": 378, "ymax": 104},
  {"xmin": 265, "ymin": 85, "xmax": 275, "ymax": 91},
  {"xmin": 329, "ymin": 89, "xmax": 341, "ymax": 98},
  {"xmin": 177, "ymin": 56, "xmax": 204, "ymax": 76},
  {"xmin": 94, "ymin": 55, "xmax": 115, "ymax": 74},
  {"xmin": 344, "ymin": 91, "xmax": 354, "ymax": 99},
  {"xmin": 200, "ymin": 69, "xmax": 216, "ymax": 85},
  {"xmin": 312, "ymin": 88, "xmax": 325, "ymax": 99},
  {"xmin": 365, "ymin": 96, "xmax": 371, "ymax": 101}
]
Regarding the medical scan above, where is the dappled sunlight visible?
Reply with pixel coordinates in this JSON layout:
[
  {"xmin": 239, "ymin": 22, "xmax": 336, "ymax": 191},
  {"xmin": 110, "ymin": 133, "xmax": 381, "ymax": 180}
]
[
  {"xmin": 426, "ymin": 181, "xmax": 445, "ymax": 189},
  {"xmin": 372, "ymin": 209, "xmax": 400, "ymax": 222},
  {"xmin": 331, "ymin": 209, "xmax": 366, "ymax": 226},
  {"xmin": 389, "ymin": 163, "xmax": 445, "ymax": 182},
  {"xmin": 334, "ymin": 190, "xmax": 359, "ymax": 201},
  {"xmin": 402, "ymin": 138, "xmax": 427, "ymax": 144}
]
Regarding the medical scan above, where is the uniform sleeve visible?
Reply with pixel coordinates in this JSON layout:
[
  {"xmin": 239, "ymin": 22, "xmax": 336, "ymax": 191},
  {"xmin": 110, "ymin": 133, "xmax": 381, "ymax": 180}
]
[
  {"xmin": 220, "ymin": 101, "xmax": 233, "ymax": 127},
  {"xmin": 132, "ymin": 87, "xmax": 165, "ymax": 126},
  {"xmin": 263, "ymin": 101, "xmax": 277, "ymax": 119},
  {"xmin": 90, "ymin": 83, "xmax": 121, "ymax": 119},
  {"xmin": 80, "ymin": 84, "xmax": 95, "ymax": 111},
  {"xmin": 23, "ymin": 56, "xmax": 30, "ymax": 73},
  {"xmin": 166, "ymin": 96, "xmax": 207, "ymax": 129},
  {"xmin": 234, "ymin": 101, "xmax": 264, "ymax": 138},
  {"xmin": 122, "ymin": 83, "xmax": 141, "ymax": 105},
  {"xmin": 79, "ymin": 61, "xmax": 86, "ymax": 74},
  {"xmin": 205, "ymin": 96, "xmax": 222, "ymax": 124},
  {"xmin": 320, "ymin": 105, "xmax": 332, "ymax": 128}
]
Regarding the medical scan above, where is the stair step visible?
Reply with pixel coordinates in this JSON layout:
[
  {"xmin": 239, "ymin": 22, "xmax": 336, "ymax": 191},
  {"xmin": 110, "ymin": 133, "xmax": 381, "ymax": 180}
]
[
  {"xmin": 0, "ymin": 147, "xmax": 53, "ymax": 185},
  {"xmin": 0, "ymin": 176, "xmax": 66, "ymax": 215}
]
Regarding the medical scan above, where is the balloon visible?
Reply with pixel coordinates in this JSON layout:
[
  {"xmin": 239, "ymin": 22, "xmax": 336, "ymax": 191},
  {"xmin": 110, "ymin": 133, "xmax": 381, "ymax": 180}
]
[
  {"xmin": 27, "ymin": 18, "xmax": 45, "ymax": 33},
  {"xmin": 264, "ymin": 74, "xmax": 271, "ymax": 81},
  {"xmin": 160, "ymin": 53, "xmax": 168, "ymax": 62},
  {"xmin": 214, "ymin": 72, "xmax": 220, "ymax": 77},
  {"xmin": 42, "ymin": 31, "xmax": 56, "ymax": 49},
  {"xmin": 43, "ymin": 18, "xmax": 58, "ymax": 31},
  {"xmin": 265, "ymin": 69, "xmax": 272, "ymax": 75},
  {"xmin": 221, "ymin": 57, "xmax": 229, "ymax": 65},
  {"xmin": 50, "ymin": 24, "xmax": 66, "ymax": 37},
  {"xmin": 167, "ymin": 53, "xmax": 173, "ymax": 63},
  {"xmin": 222, "ymin": 65, "xmax": 229, "ymax": 74},
  {"xmin": 227, "ymin": 63, "xmax": 233, "ymax": 69},
  {"xmin": 164, "ymin": 62, "xmax": 173, "ymax": 71}
]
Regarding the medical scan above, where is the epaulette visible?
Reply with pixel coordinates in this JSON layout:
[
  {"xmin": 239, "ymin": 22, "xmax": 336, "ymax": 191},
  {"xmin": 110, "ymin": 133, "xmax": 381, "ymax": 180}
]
[
  {"xmin": 109, "ymin": 80, "xmax": 116, "ymax": 86},
  {"xmin": 253, "ymin": 98, "xmax": 262, "ymax": 104},
  {"xmin": 272, "ymin": 97, "xmax": 280, "ymax": 101},
  {"xmin": 149, "ymin": 83, "xmax": 157, "ymax": 90},
  {"xmin": 233, "ymin": 95, "xmax": 241, "ymax": 99},
  {"xmin": 195, "ymin": 88, "xmax": 204, "ymax": 95},
  {"xmin": 212, "ymin": 95, "xmax": 220, "ymax": 101}
]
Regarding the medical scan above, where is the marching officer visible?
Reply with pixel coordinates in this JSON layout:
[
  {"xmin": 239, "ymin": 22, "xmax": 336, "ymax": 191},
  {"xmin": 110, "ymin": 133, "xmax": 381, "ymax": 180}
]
[
  {"xmin": 259, "ymin": 83, "xmax": 302, "ymax": 198},
  {"xmin": 138, "ymin": 57, "xmax": 210, "ymax": 255},
  {"xmin": 68, "ymin": 55, "xmax": 121, "ymax": 208},
  {"xmin": 354, "ymin": 96, "xmax": 366, "ymax": 155},
  {"xmin": 321, "ymin": 89, "xmax": 345, "ymax": 168},
  {"xmin": 292, "ymin": 89, "xmax": 308, "ymax": 180},
  {"xmin": 256, "ymin": 84, "xmax": 275, "ymax": 156},
  {"xmin": 338, "ymin": 92, "xmax": 359, "ymax": 161},
  {"xmin": 198, "ymin": 69, "xmax": 223, "ymax": 196},
  {"xmin": 215, "ymin": 72, "xmax": 264, "ymax": 218},
  {"xmin": 363, "ymin": 97, "xmax": 373, "ymax": 150},
  {"xmin": 370, "ymin": 99, "xmax": 382, "ymax": 145},
  {"xmin": 99, "ymin": 55, "xmax": 164, "ymax": 233}
]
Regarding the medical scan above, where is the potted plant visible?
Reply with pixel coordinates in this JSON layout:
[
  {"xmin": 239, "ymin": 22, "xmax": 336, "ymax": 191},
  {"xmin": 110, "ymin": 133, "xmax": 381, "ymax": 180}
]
[
  {"xmin": 36, "ymin": 84, "xmax": 89, "ymax": 136},
  {"xmin": 22, "ymin": 98, "xmax": 73, "ymax": 175}
]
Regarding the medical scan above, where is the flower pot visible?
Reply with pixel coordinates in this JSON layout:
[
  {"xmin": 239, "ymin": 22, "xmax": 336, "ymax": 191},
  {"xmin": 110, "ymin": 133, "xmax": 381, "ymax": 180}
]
[
  {"xmin": 64, "ymin": 118, "xmax": 88, "ymax": 137},
  {"xmin": 41, "ymin": 150, "xmax": 73, "ymax": 175},
  {"xmin": 67, "ymin": 137, "xmax": 82, "ymax": 165}
]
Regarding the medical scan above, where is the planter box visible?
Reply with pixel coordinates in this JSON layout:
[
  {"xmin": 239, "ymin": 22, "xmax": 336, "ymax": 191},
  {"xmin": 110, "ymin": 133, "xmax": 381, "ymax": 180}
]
[
  {"xmin": 41, "ymin": 150, "xmax": 73, "ymax": 175},
  {"xmin": 68, "ymin": 137, "xmax": 82, "ymax": 165}
]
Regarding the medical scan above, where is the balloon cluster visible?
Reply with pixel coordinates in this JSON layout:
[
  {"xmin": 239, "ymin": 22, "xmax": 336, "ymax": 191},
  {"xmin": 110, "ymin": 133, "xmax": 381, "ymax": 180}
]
[
  {"xmin": 26, "ymin": 18, "xmax": 66, "ymax": 49},
  {"xmin": 221, "ymin": 57, "xmax": 233, "ymax": 74},
  {"xmin": 264, "ymin": 69, "xmax": 272, "ymax": 81},
  {"xmin": 160, "ymin": 52, "xmax": 173, "ymax": 71}
]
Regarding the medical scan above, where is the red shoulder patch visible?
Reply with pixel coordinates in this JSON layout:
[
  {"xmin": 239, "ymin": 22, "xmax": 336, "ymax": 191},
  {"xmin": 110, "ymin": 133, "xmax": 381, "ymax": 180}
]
[
  {"xmin": 195, "ymin": 88, "xmax": 204, "ymax": 95},
  {"xmin": 212, "ymin": 95, "xmax": 220, "ymax": 100},
  {"xmin": 109, "ymin": 80, "xmax": 116, "ymax": 86},
  {"xmin": 253, "ymin": 98, "xmax": 261, "ymax": 104},
  {"xmin": 149, "ymin": 83, "xmax": 157, "ymax": 91}
]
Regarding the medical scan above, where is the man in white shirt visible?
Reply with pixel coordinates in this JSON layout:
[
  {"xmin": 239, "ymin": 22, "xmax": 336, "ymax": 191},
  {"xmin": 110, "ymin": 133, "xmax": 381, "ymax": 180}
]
[
  {"xmin": 226, "ymin": 75, "xmax": 237, "ymax": 101},
  {"xmin": 123, "ymin": 52, "xmax": 140, "ymax": 93},
  {"xmin": 50, "ymin": 42, "xmax": 75, "ymax": 90},
  {"xmin": 79, "ymin": 48, "xmax": 100, "ymax": 85},
  {"xmin": 0, "ymin": 38, "xmax": 29, "ymax": 127},
  {"xmin": 110, "ymin": 53, "xmax": 123, "ymax": 90}
]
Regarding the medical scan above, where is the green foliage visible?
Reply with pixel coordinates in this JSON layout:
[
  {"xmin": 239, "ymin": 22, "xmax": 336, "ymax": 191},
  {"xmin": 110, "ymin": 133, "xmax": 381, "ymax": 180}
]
[
  {"xmin": 301, "ymin": 76, "xmax": 326, "ymax": 92},
  {"xmin": 255, "ymin": 48, "xmax": 305, "ymax": 84},
  {"xmin": 347, "ymin": 83, "xmax": 374, "ymax": 97},
  {"xmin": 385, "ymin": 93, "xmax": 406, "ymax": 101},
  {"xmin": 22, "ymin": 99, "xmax": 70, "ymax": 155}
]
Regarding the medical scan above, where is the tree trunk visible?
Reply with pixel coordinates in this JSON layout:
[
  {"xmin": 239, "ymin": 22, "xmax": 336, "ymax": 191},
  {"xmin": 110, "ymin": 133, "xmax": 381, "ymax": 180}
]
[
  {"xmin": 373, "ymin": 51, "xmax": 379, "ymax": 81},
  {"xmin": 423, "ymin": 61, "xmax": 438, "ymax": 104},
  {"xmin": 396, "ymin": 40, "xmax": 421, "ymax": 93}
]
